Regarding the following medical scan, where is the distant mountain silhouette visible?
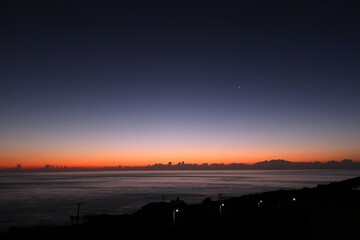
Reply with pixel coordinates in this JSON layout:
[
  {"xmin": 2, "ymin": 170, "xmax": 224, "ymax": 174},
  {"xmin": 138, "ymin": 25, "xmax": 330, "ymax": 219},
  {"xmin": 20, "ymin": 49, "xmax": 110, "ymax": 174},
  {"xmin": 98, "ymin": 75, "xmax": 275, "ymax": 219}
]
[
  {"xmin": 3, "ymin": 159, "xmax": 360, "ymax": 172},
  {"xmin": 117, "ymin": 159, "xmax": 360, "ymax": 170}
]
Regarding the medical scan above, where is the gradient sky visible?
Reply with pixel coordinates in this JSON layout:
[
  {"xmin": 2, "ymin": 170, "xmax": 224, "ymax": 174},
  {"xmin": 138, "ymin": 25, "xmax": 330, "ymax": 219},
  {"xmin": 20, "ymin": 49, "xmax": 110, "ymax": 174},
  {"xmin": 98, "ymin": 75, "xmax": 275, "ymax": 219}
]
[{"xmin": 1, "ymin": 1, "xmax": 360, "ymax": 168}]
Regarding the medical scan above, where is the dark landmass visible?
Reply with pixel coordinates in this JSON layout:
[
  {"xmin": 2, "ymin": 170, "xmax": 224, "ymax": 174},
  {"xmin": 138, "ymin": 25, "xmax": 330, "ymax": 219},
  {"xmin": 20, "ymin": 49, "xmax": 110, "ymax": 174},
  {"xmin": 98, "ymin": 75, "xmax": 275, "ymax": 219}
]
[
  {"xmin": 3, "ymin": 159, "xmax": 360, "ymax": 172},
  {"xmin": 2, "ymin": 176, "xmax": 359, "ymax": 240}
]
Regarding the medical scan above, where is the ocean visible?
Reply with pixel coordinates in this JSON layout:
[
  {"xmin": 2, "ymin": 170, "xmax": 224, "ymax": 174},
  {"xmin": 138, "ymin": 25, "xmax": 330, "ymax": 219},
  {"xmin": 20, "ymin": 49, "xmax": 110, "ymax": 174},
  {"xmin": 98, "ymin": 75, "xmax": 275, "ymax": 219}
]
[{"xmin": 0, "ymin": 169, "xmax": 359, "ymax": 231}]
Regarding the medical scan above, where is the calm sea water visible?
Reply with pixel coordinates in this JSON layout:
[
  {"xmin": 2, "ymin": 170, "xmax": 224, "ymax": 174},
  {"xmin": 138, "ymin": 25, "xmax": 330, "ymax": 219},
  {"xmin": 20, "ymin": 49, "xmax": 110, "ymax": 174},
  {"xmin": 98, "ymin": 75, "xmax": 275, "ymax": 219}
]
[{"xmin": 0, "ymin": 170, "xmax": 359, "ymax": 231}]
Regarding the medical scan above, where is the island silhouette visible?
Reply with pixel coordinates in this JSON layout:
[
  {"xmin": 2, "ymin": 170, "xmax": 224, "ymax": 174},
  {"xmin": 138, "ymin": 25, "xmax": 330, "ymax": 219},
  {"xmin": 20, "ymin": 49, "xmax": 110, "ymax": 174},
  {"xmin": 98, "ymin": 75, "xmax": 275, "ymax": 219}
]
[{"xmin": 4, "ymin": 159, "xmax": 360, "ymax": 172}]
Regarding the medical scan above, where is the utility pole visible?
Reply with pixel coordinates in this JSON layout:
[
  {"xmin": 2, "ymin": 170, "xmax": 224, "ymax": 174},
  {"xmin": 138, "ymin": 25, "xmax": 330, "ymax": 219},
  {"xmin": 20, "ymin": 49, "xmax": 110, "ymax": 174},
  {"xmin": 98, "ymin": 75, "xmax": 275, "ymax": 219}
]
[{"xmin": 76, "ymin": 202, "xmax": 82, "ymax": 225}]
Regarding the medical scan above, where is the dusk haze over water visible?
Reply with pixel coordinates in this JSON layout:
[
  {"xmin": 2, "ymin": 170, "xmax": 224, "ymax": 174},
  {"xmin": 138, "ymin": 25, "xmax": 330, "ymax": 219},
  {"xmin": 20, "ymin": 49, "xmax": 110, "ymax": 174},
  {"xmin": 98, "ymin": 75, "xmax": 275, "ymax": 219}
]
[
  {"xmin": 1, "ymin": 2, "xmax": 360, "ymax": 239},
  {"xmin": 1, "ymin": 0, "xmax": 360, "ymax": 168}
]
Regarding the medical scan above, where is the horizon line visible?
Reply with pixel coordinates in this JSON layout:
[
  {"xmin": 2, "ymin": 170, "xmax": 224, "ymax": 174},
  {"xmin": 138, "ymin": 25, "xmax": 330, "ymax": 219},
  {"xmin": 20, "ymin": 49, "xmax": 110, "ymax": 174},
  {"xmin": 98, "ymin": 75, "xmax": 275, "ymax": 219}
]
[{"xmin": 1, "ymin": 159, "xmax": 359, "ymax": 170}]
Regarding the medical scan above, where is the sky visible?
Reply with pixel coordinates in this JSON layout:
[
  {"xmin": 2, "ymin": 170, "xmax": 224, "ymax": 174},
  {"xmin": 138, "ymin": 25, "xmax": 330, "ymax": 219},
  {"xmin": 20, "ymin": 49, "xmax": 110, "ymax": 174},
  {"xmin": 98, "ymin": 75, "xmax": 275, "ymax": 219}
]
[{"xmin": 1, "ymin": 1, "xmax": 360, "ymax": 168}]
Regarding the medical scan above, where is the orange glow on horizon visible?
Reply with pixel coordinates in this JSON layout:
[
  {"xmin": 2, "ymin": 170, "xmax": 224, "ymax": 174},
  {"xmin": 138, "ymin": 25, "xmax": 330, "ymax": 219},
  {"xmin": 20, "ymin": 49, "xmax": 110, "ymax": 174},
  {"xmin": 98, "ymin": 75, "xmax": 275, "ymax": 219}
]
[{"xmin": 0, "ymin": 148, "xmax": 359, "ymax": 169}]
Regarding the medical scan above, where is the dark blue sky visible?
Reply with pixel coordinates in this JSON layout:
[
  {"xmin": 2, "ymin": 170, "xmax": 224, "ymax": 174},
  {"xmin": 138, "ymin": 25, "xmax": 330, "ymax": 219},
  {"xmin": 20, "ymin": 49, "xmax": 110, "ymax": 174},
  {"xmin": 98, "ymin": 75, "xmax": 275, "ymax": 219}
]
[{"xmin": 1, "ymin": 1, "xmax": 359, "ymax": 167}]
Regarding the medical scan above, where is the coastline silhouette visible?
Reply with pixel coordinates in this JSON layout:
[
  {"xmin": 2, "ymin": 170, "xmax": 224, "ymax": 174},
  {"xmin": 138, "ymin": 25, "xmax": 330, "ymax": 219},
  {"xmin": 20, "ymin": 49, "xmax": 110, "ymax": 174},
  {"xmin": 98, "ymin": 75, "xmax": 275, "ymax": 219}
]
[{"xmin": 3, "ymin": 175, "xmax": 359, "ymax": 240}]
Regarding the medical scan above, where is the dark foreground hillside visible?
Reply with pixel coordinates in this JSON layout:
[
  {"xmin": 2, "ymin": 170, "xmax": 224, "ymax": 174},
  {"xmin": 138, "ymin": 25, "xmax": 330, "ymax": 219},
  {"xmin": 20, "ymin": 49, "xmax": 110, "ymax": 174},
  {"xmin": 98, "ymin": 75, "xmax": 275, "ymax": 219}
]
[{"xmin": 2, "ymin": 176, "xmax": 360, "ymax": 240}]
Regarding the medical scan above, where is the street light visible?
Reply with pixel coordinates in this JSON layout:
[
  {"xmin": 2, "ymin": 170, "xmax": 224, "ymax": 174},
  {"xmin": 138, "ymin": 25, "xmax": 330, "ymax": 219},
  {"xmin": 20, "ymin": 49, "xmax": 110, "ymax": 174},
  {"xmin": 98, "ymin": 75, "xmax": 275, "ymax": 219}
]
[
  {"xmin": 219, "ymin": 203, "xmax": 225, "ymax": 216},
  {"xmin": 257, "ymin": 200, "xmax": 263, "ymax": 208},
  {"xmin": 173, "ymin": 209, "xmax": 179, "ymax": 226}
]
